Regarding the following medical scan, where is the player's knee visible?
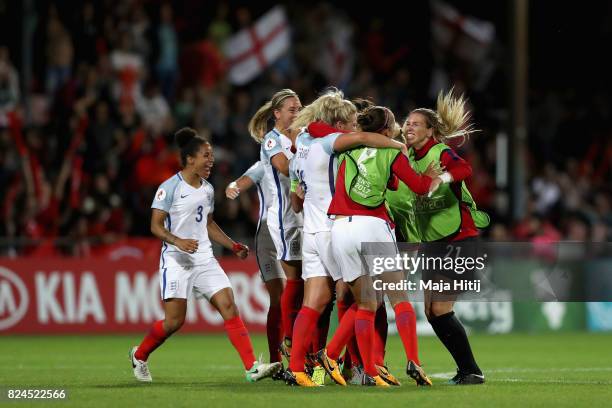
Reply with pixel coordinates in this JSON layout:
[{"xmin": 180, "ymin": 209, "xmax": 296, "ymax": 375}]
[
  {"xmin": 386, "ymin": 291, "xmax": 409, "ymax": 307},
  {"xmin": 336, "ymin": 287, "xmax": 351, "ymax": 303},
  {"xmin": 424, "ymin": 302, "xmax": 434, "ymax": 321},
  {"xmin": 429, "ymin": 302, "xmax": 452, "ymax": 319},
  {"xmin": 265, "ymin": 279, "xmax": 284, "ymax": 307},
  {"xmin": 305, "ymin": 295, "xmax": 331, "ymax": 313},
  {"xmin": 358, "ymin": 300, "xmax": 378, "ymax": 312},
  {"xmin": 218, "ymin": 301, "xmax": 239, "ymax": 319},
  {"xmin": 165, "ymin": 316, "xmax": 185, "ymax": 333},
  {"xmin": 269, "ymin": 293, "xmax": 282, "ymax": 307}
]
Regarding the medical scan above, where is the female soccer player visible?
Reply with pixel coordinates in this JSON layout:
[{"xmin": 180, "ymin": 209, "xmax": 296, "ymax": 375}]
[
  {"xmin": 129, "ymin": 128, "xmax": 281, "ymax": 383},
  {"xmin": 285, "ymin": 89, "xmax": 408, "ymax": 386},
  {"xmin": 225, "ymin": 160, "xmax": 285, "ymax": 371},
  {"xmin": 402, "ymin": 90, "xmax": 488, "ymax": 385},
  {"xmin": 316, "ymin": 106, "xmax": 450, "ymax": 387},
  {"xmin": 355, "ymin": 106, "xmax": 435, "ymax": 386},
  {"xmin": 248, "ymin": 89, "xmax": 304, "ymax": 362}
]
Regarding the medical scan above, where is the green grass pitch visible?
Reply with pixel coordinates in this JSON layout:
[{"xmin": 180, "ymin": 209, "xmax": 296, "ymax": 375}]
[{"xmin": 1, "ymin": 333, "xmax": 612, "ymax": 407}]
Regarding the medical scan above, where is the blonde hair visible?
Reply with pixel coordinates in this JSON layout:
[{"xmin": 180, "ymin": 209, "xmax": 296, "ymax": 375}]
[
  {"xmin": 411, "ymin": 88, "xmax": 478, "ymax": 145},
  {"xmin": 248, "ymin": 89, "xmax": 299, "ymax": 143},
  {"xmin": 291, "ymin": 88, "xmax": 357, "ymax": 131}
]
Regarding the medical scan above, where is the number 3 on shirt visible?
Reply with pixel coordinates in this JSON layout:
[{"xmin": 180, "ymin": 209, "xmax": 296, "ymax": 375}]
[{"xmin": 195, "ymin": 205, "xmax": 203, "ymax": 222}]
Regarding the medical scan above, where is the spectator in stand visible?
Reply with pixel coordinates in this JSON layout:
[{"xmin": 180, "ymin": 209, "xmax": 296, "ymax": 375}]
[
  {"xmin": 0, "ymin": 47, "xmax": 19, "ymax": 127},
  {"xmin": 156, "ymin": 3, "xmax": 179, "ymax": 102},
  {"xmin": 110, "ymin": 31, "xmax": 144, "ymax": 109},
  {"xmin": 0, "ymin": 2, "xmax": 609, "ymax": 256},
  {"xmin": 85, "ymin": 101, "xmax": 116, "ymax": 173},
  {"xmin": 73, "ymin": 2, "xmax": 100, "ymax": 65},
  {"xmin": 173, "ymin": 87, "xmax": 195, "ymax": 129},
  {"xmin": 129, "ymin": 3, "xmax": 151, "ymax": 59},
  {"xmin": 136, "ymin": 80, "xmax": 171, "ymax": 136},
  {"xmin": 45, "ymin": 7, "xmax": 74, "ymax": 96},
  {"xmin": 194, "ymin": 86, "xmax": 228, "ymax": 140},
  {"xmin": 208, "ymin": 2, "xmax": 232, "ymax": 47}
]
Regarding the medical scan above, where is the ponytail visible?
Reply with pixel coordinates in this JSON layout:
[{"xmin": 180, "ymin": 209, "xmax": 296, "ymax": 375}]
[
  {"xmin": 248, "ymin": 89, "xmax": 299, "ymax": 143},
  {"xmin": 411, "ymin": 88, "xmax": 479, "ymax": 145}
]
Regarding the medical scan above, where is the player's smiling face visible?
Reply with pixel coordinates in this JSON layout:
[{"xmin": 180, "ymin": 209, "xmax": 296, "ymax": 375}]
[
  {"xmin": 404, "ymin": 113, "xmax": 433, "ymax": 148},
  {"xmin": 193, "ymin": 143, "xmax": 214, "ymax": 179},
  {"xmin": 274, "ymin": 96, "xmax": 301, "ymax": 131}
]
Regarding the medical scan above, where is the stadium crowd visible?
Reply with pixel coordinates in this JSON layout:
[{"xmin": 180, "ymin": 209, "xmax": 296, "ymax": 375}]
[{"xmin": 0, "ymin": 1, "xmax": 610, "ymax": 256}]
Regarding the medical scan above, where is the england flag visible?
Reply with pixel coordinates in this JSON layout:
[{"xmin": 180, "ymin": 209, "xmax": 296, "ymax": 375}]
[{"xmin": 223, "ymin": 6, "xmax": 291, "ymax": 85}]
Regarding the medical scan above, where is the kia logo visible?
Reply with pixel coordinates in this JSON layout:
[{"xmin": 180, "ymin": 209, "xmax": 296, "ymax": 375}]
[{"xmin": 0, "ymin": 266, "xmax": 29, "ymax": 330}]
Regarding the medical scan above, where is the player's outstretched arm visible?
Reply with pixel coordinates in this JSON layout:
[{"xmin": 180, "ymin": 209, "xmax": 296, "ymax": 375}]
[
  {"xmin": 151, "ymin": 209, "xmax": 198, "ymax": 253},
  {"xmin": 206, "ymin": 214, "xmax": 249, "ymax": 259},
  {"xmin": 225, "ymin": 175, "xmax": 255, "ymax": 200},
  {"xmin": 333, "ymin": 132, "xmax": 407, "ymax": 155}
]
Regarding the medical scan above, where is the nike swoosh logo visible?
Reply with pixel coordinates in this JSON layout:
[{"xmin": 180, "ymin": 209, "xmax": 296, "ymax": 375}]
[{"xmin": 181, "ymin": 194, "xmax": 190, "ymax": 198}]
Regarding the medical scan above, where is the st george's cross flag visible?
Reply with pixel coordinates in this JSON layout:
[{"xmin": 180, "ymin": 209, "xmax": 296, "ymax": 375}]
[{"xmin": 223, "ymin": 6, "xmax": 290, "ymax": 85}]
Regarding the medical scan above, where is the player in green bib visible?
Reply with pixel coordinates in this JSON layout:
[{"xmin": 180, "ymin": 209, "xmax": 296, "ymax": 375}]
[
  {"xmin": 395, "ymin": 89, "xmax": 488, "ymax": 385},
  {"xmin": 317, "ymin": 105, "xmax": 451, "ymax": 387},
  {"xmin": 386, "ymin": 149, "xmax": 422, "ymax": 244}
]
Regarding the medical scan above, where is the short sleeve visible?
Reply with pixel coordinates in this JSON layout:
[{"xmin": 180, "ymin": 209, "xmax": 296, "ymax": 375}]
[
  {"xmin": 151, "ymin": 177, "xmax": 179, "ymax": 212},
  {"xmin": 243, "ymin": 160, "xmax": 264, "ymax": 183},
  {"xmin": 320, "ymin": 132, "xmax": 342, "ymax": 155},
  {"xmin": 261, "ymin": 131, "xmax": 284, "ymax": 162},
  {"xmin": 209, "ymin": 187, "xmax": 215, "ymax": 214}
]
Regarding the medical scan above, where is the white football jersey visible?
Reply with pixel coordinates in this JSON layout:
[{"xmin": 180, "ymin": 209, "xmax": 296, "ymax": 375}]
[
  {"xmin": 260, "ymin": 129, "xmax": 303, "ymax": 229},
  {"xmin": 290, "ymin": 130, "xmax": 341, "ymax": 233},
  {"xmin": 152, "ymin": 172, "xmax": 215, "ymax": 268},
  {"xmin": 243, "ymin": 160, "xmax": 271, "ymax": 222}
]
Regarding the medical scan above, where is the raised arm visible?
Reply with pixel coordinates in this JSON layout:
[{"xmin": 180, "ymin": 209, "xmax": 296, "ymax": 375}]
[{"xmin": 225, "ymin": 175, "xmax": 255, "ymax": 199}]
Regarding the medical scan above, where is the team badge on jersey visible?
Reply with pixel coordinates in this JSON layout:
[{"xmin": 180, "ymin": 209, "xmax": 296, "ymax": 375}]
[
  {"xmin": 264, "ymin": 138, "xmax": 277, "ymax": 151},
  {"xmin": 155, "ymin": 188, "xmax": 167, "ymax": 201}
]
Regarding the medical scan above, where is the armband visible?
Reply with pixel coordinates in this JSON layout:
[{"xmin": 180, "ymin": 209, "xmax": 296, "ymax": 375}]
[{"xmin": 290, "ymin": 179, "xmax": 299, "ymax": 193}]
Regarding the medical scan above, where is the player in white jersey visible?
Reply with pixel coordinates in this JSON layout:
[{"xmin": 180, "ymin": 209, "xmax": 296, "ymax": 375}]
[
  {"xmin": 129, "ymin": 128, "xmax": 281, "ymax": 383},
  {"xmin": 260, "ymin": 134, "xmax": 304, "ymax": 260},
  {"xmin": 248, "ymin": 89, "xmax": 304, "ymax": 363},
  {"xmin": 225, "ymin": 161, "xmax": 283, "ymax": 283},
  {"xmin": 284, "ymin": 89, "xmax": 408, "ymax": 386},
  {"xmin": 225, "ymin": 160, "xmax": 285, "ymax": 369}
]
